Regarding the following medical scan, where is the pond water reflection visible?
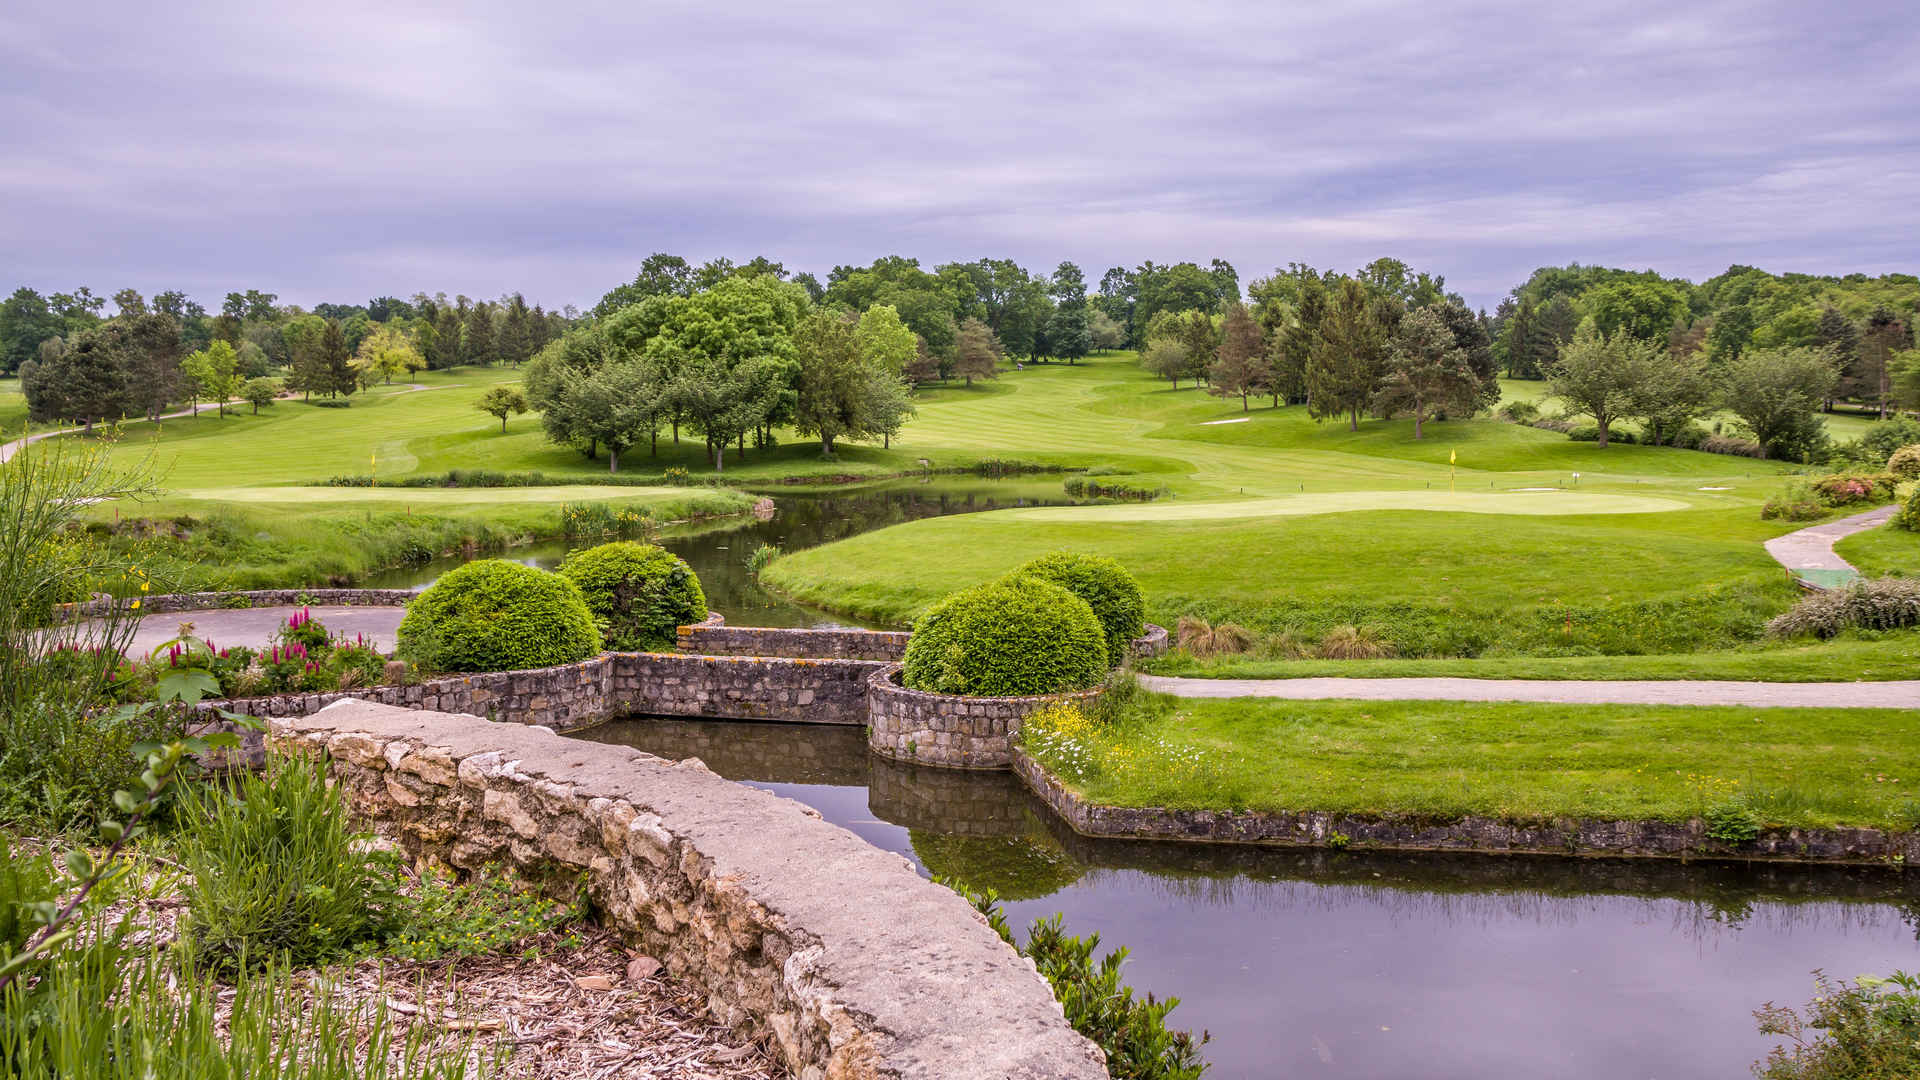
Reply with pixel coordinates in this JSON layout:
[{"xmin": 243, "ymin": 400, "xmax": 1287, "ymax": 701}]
[{"xmin": 577, "ymin": 717, "xmax": 1920, "ymax": 1080}]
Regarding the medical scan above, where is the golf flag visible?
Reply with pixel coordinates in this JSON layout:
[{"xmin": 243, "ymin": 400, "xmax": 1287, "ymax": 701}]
[{"xmin": 1449, "ymin": 449, "xmax": 1456, "ymax": 465}]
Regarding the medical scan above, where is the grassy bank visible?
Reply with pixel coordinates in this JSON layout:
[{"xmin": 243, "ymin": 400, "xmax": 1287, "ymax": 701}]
[
  {"xmin": 1023, "ymin": 694, "xmax": 1920, "ymax": 830},
  {"xmin": 1138, "ymin": 634, "xmax": 1920, "ymax": 682},
  {"xmin": 85, "ymin": 487, "xmax": 757, "ymax": 591},
  {"xmin": 1834, "ymin": 522, "xmax": 1920, "ymax": 578}
]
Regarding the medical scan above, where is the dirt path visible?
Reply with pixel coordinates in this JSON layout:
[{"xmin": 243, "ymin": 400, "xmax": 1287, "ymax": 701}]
[
  {"xmin": 1763, "ymin": 504, "xmax": 1897, "ymax": 582},
  {"xmin": 1139, "ymin": 673, "xmax": 1920, "ymax": 708}
]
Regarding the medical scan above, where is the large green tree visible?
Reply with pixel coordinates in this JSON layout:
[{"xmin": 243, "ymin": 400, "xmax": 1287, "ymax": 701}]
[
  {"xmin": 0, "ymin": 288, "xmax": 62, "ymax": 375},
  {"xmin": 1722, "ymin": 347, "xmax": 1840, "ymax": 460},
  {"xmin": 1545, "ymin": 322, "xmax": 1650, "ymax": 448},
  {"xmin": 181, "ymin": 340, "xmax": 241, "ymax": 417},
  {"xmin": 1306, "ymin": 278, "xmax": 1389, "ymax": 431},
  {"xmin": 1373, "ymin": 306, "xmax": 1479, "ymax": 438},
  {"xmin": 19, "ymin": 328, "xmax": 133, "ymax": 432}
]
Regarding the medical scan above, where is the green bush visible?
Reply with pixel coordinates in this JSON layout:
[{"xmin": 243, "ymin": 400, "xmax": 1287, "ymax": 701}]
[
  {"xmin": 1766, "ymin": 578, "xmax": 1920, "ymax": 639},
  {"xmin": 557, "ymin": 542, "xmax": 707, "ymax": 652},
  {"xmin": 1895, "ymin": 486, "xmax": 1920, "ymax": 533},
  {"xmin": 1887, "ymin": 444, "xmax": 1920, "ymax": 480},
  {"xmin": 1810, "ymin": 473, "xmax": 1898, "ymax": 507},
  {"xmin": 1566, "ymin": 425, "xmax": 1636, "ymax": 444},
  {"xmin": 1755, "ymin": 971, "xmax": 1920, "ymax": 1080},
  {"xmin": 1860, "ymin": 418, "xmax": 1920, "ymax": 461},
  {"xmin": 901, "ymin": 578, "xmax": 1107, "ymax": 696},
  {"xmin": 178, "ymin": 756, "xmax": 403, "ymax": 976},
  {"xmin": 397, "ymin": 560, "xmax": 600, "ymax": 672},
  {"xmin": 1008, "ymin": 551, "xmax": 1145, "ymax": 666}
]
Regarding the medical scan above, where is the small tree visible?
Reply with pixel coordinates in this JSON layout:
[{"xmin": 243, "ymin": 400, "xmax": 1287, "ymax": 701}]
[
  {"xmin": 562, "ymin": 360, "xmax": 658, "ymax": 472},
  {"xmin": 1207, "ymin": 303, "xmax": 1269, "ymax": 411},
  {"xmin": 240, "ymin": 377, "xmax": 281, "ymax": 415},
  {"xmin": 476, "ymin": 385, "xmax": 530, "ymax": 433},
  {"xmin": 180, "ymin": 340, "xmax": 241, "ymax": 418},
  {"xmin": 953, "ymin": 318, "xmax": 1001, "ymax": 386},
  {"xmin": 1179, "ymin": 310, "xmax": 1216, "ymax": 385},
  {"xmin": 353, "ymin": 324, "xmax": 425, "ymax": 385},
  {"xmin": 1373, "ymin": 306, "xmax": 1479, "ymax": 438},
  {"xmin": 1546, "ymin": 321, "xmax": 1648, "ymax": 448},
  {"xmin": 1141, "ymin": 337, "xmax": 1189, "ymax": 388},
  {"xmin": 1087, "ymin": 309, "xmax": 1125, "ymax": 352},
  {"xmin": 854, "ymin": 303, "xmax": 918, "ymax": 377},
  {"xmin": 1629, "ymin": 347, "xmax": 1715, "ymax": 446},
  {"xmin": 1722, "ymin": 346, "xmax": 1841, "ymax": 460}
]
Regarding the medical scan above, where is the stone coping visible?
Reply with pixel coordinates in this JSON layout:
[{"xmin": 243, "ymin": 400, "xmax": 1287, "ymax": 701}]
[
  {"xmin": 58, "ymin": 588, "xmax": 418, "ymax": 619},
  {"xmin": 1009, "ymin": 748, "xmax": 1920, "ymax": 865},
  {"xmin": 277, "ymin": 701, "xmax": 1104, "ymax": 1079}
]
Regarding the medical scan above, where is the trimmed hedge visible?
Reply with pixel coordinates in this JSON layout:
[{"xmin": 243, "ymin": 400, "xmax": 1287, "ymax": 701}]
[
  {"xmin": 397, "ymin": 559, "xmax": 601, "ymax": 672},
  {"xmin": 901, "ymin": 578, "xmax": 1108, "ymax": 697},
  {"xmin": 1008, "ymin": 551, "xmax": 1145, "ymax": 666},
  {"xmin": 557, "ymin": 541, "xmax": 708, "ymax": 651},
  {"xmin": 1888, "ymin": 444, "xmax": 1920, "ymax": 480}
]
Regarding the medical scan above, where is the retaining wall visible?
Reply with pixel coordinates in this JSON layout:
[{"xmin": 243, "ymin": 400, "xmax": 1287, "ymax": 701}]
[
  {"xmin": 61, "ymin": 588, "xmax": 417, "ymax": 618},
  {"xmin": 866, "ymin": 665, "xmax": 1105, "ymax": 769},
  {"xmin": 679, "ymin": 624, "xmax": 912, "ymax": 662},
  {"xmin": 276, "ymin": 701, "xmax": 1104, "ymax": 1080}
]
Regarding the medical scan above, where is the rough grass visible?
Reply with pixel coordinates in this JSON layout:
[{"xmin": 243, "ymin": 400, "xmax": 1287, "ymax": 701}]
[
  {"xmin": 1027, "ymin": 695, "xmax": 1920, "ymax": 829},
  {"xmin": 0, "ymin": 375, "xmax": 26, "ymax": 435},
  {"xmin": 1139, "ymin": 633, "xmax": 1920, "ymax": 682}
]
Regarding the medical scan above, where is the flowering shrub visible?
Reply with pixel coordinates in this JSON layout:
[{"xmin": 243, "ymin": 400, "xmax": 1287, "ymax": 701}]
[
  {"xmin": 1810, "ymin": 472, "xmax": 1898, "ymax": 507},
  {"xmin": 1020, "ymin": 701, "xmax": 1209, "ymax": 787},
  {"xmin": 560, "ymin": 501, "xmax": 657, "ymax": 540},
  {"xmin": 277, "ymin": 607, "xmax": 329, "ymax": 650}
]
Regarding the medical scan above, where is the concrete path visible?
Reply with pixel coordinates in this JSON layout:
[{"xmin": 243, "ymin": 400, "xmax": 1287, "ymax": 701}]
[
  {"xmin": 1139, "ymin": 674, "xmax": 1920, "ymax": 708},
  {"xmin": 1764, "ymin": 505, "xmax": 1897, "ymax": 580},
  {"xmin": 117, "ymin": 606, "xmax": 405, "ymax": 657}
]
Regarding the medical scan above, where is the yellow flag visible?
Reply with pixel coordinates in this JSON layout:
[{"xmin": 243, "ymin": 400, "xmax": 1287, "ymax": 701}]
[{"xmin": 1449, "ymin": 449, "xmax": 1456, "ymax": 465}]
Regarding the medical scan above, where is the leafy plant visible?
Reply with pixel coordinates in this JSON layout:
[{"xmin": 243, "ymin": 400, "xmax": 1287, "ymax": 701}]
[
  {"xmin": 177, "ymin": 756, "xmax": 404, "ymax": 976},
  {"xmin": 383, "ymin": 868, "xmax": 583, "ymax": 962},
  {"xmin": 1886, "ymin": 444, "xmax": 1920, "ymax": 481},
  {"xmin": 1008, "ymin": 551, "xmax": 1146, "ymax": 666},
  {"xmin": 1705, "ymin": 802, "xmax": 1763, "ymax": 846},
  {"xmin": 901, "ymin": 578, "xmax": 1107, "ymax": 697},
  {"xmin": 746, "ymin": 543, "xmax": 781, "ymax": 576},
  {"xmin": 1755, "ymin": 971, "xmax": 1920, "ymax": 1079},
  {"xmin": 1766, "ymin": 578, "xmax": 1920, "ymax": 638},
  {"xmin": 1894, "ymin": 485, "xmax": 1920, "ymax": 533},
  {"xmin": 397, "ymin": 559, "xmax": 601, "ymax": 672},
  {"xmin": 942, "ymin": 880, "xmax": 1208, "ymax": 1079},
  {"xmin": 557, "ymin": 542, "xmax": 707, "ymax": 651}
]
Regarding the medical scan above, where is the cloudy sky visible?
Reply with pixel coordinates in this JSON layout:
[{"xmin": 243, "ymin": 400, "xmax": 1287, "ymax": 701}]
[{"xmin": 4, "ymin": 1, "xmax": 1915, "ymax": 312}]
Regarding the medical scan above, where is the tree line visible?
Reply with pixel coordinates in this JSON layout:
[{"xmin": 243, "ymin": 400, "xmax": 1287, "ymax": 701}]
[{"xmin": 1, "ymin": 286, "xmax": 576, "ymax": 429}]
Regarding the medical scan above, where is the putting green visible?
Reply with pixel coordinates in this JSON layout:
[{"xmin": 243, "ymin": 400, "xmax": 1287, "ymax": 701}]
[
  {"xmin": 1007, "ymin": 489, "xmax": 1692, "ymax": 522},
  {"xmin": 176, "ymin": 486, "xmax": 686, "ymax": 505}
]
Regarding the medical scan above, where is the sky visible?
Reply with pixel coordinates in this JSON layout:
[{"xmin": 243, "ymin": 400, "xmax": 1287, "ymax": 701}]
[{"xmin": 4, "ymin": 1, "xmax": 1916, "ymax": 313}]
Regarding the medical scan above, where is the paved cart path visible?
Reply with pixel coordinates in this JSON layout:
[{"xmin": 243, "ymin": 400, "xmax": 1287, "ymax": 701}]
[
  {"xmin": 1140, "ymin": 674, "xmax": 1920, "ymax": 708},
  {"xmin": 109, "ymin": 606, "xmax": 407, "ymax": 657},
  {"xmin": 1764, "ymin": 504, "xmax": 1897, "ymax": 582}
]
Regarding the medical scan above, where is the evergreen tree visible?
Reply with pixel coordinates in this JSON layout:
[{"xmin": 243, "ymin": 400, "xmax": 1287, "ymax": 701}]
[
  {"xmin": 1501, "ymin": 297, "xmax": 1540, "ymax": 378},
  {"xmin": 1373, "ymin": 306, "xmax": 1479, "ymax": 438},
  {"xmin": 118, "ymin": 312, "xmax": 184, "ymax": 421},
  {"xmin": 499, "ymin": 293, "xmax": 534, "ymax": 366},
  {"xmin": 19, "ymin": 327, "xmax": 133, "ymax": 432},
  {"xmin": 953, "ymin": 318, "xmax": 1002, "ymax": 386},
  {"xmin": 1306, "ymin": 278, "xmax": 1389, "ymax": 431},
  {"xmin": 1207, "ymin": 303, "xmax": 1268, "ymax": 411},
  {"xmin": 464, "ymin": 301, "xmax": 496, "ymax": 367},
  {"xmin": 1180, "ymin": 310, "xmax": 1216, "ymax": 384},
  {"xmin": 320, "ymin": 320, "xmax": 355, "ymax": 397},
  {"xmin": 433, "ymin": 302, "xmax": 464, "ymax": 369}
]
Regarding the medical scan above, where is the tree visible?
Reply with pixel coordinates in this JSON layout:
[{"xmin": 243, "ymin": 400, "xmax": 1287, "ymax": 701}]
[
  {"xmin": 180, "ymin": 340, "xmax": 240, "ymax": 418},
  {"xmin": 19, "ymin": 327, "xmax": 133, "ymax": 432},
  {"xmin": 854, "ymin": 304, "xmax": 917, "ymax": 376},
  {"xmin": 953, "ymin": 318, "xmax": 1001, "ymax": 386},
  {"xmin": 1855, "ymin": 308, "xmax": 1912, "ymax": 419},
  {"xmin": 904, "ymin": 336, "xmax": 942, "ymax": 384},
  {"xmin": 1585, "ymin": 279, "xmax": 1690, "ymax": 342},
  {"xmin": 1207, "ymin": 304, "xmax": 1268, "ymax": 411},
  {"xmin": 1432, "ymin": 299, "xmax": 1500, "ymax": 411},
  {"xmin": 282, "ymin": 315, "xmax": 328, "ymax": 400},
  {"xmin": 593, "ymin": 253, "xmax": 696, "ymax": 317},
  {"xmin": 476, "ymin": 385, "xmax": 530, "ymax": 433},
  {"xmin": 464, "ymin": 302, "xmax": 497, "ymax": 367},
  {"xmin": 1179, "ymin": 310, "xmax": 1217, "ymax": 385},
  {"xmin": 1546, "ymin": 322, "xmax": 1654, "ymax": 448},
  {"xmin": 1373, "ymin": 306, "xmax": 1479, "ymax": 438},
  {"xmin": 560, "ymin": 359, "xmax": 660, "ymax": 472},
  {"xmin": 1722, "ymin": 347, "xmax": 1841, "ymax": 460},
  {"xmin": 116, "ymin": 312, "xmax": 184, "ymax": 421},
  {"xmin": 241, "ymin": 377, "xmax": 281, "ymax": 415},
  {"xmin": 498, "ymin": 293, "xmax": 535, "ymax": 366},
  {"xmin": 0, "ymin": 288, "xmax": 62, "ymax": 375},
  {"xmin": 320, "ymin": 320, "xmax": 355, "ymax": 399},
  {"xmin": 1047, "ymin": 305, "xmax": 1091, "ymax": 364},
  {"xmin": 1087, "ymin": 310, "xmax": 1124, "ymax": 352},
  {"xmin": 792, "ymin": 309, "xmax": 913, "ymax": 455},
  {"xmin": 1306, "ymin": 278, "xmax": 1389, "ymax": 431},
  {"xmin": 1628, "ymin": 347, "xmax": 1714, "ymax": 446},
  {"xmin": 431, "ymin": 302, "xmax": 464, "ymax": 369},
  {"xmin": 1140, "ymin": 337, "xmax": 1189, "ymax": 388},
  {"xmin": 353, "ymin": 325, "xmax": 424, "ymax": 385}
]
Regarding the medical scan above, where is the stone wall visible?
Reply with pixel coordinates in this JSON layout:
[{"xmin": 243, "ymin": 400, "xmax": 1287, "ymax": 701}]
[
  {"xmin": 615, "ymin": 653, "xmax": 887, "ymax": 725},
  {"xmin": 1130, "ymin": 622, "xmax": 1169, "ymax": 658},
  {"xmin": 679, "ymin": 624, "xmax": 912, "ymax": 662},
  {"xmin": 215, "ymin": 651, "xmax": 884, "ymax": 731},
  {"xmin": 61, "ymin": 587, "xmax": 417, "ymax": 618},
  {"xmin": 277, "ymin": 701, "xmax": 1105, "ymax": 1080},
  {"xmin": 1010, "ymin": 749, "xmax": 1920, "ymax": 864},
  {"xmin": 865, "ymin": 665, "xmax": 1105, "ymax": 769}
]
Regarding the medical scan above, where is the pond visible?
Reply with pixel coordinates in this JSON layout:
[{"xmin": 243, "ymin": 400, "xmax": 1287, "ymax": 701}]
[
  {"xmin": 576, "ymin": 717, "xmax": 1920, "ymax": 1080},
  {"xmin": 363, "ymin": 476, "xmax": 1073, "ymax": 627}
]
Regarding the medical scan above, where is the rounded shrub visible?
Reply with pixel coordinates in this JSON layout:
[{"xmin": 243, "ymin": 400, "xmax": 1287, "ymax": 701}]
[
  {"xmin": 557, "ymin": 541, "xmax": 707, "ymax": 651},
  {"xmin": 1888, "ymin": 444, "xmax": 1920, "ymax": 480},
  {"xmin": 901, "ymin": 577, "xmax": 1108, "ymax": 697},
  {"xmin": 397, "ymin": 559, "xmax": 600, "ymax": 672},
  {"xmin": 1007, "ymin": 551, "xmax": 1145, "ymax": 666}
]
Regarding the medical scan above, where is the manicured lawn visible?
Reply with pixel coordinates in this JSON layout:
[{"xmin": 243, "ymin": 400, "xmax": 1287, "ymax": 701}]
[
  {"xmin": 0, "ymin": 376, "xmax": 27, "ymax": 435},
  {"xmin": 1835, "ymin": 522, "xmax": 1920, "ymax": 578},
  {"xmin": 1024, "ymin": 695, "xmax": 1920, "ymax": 829},
  {"xmin": 1139, "ymin": 633, "xmax": 1920, "ymax": 682}
]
